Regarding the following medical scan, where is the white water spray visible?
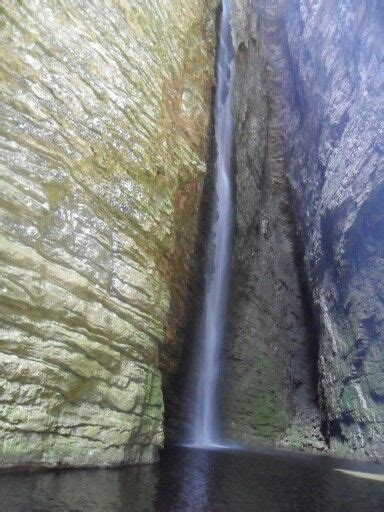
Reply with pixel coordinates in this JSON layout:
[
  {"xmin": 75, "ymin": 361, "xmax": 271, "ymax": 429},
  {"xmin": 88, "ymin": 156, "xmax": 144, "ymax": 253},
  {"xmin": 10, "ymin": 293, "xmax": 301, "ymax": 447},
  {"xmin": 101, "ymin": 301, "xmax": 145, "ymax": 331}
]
[{"xmin": 191, "ymin": 0, "xmax": 235, "ymax": 447}]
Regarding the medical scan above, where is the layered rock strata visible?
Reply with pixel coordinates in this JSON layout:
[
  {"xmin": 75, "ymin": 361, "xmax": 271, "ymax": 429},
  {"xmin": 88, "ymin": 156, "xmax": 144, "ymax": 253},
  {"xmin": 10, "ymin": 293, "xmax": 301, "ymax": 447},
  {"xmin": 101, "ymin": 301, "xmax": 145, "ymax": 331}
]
[
  {"xmin": 0, "ymin": 0, "xmax": 217, "ymax": 467},
  {"xmin": 221, "ymin": 0, "xmax": 324, "ymax": 451},
  {"xmin": 279, "ymin": 0, "xmax": 384, "ymax": 460},
  {"xmin": 224, "ymin": 0, "xmax": 384, "ymax": 460},
  {"xmin": 2, "ymin": 0, "xmax": 383, "ymax": 466}
]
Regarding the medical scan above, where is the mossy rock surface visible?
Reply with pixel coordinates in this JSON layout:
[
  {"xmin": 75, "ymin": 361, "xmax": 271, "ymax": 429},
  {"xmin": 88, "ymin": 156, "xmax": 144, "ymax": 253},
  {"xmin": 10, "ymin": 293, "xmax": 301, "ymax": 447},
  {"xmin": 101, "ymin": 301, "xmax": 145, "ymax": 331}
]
[{"xmin": 0, "ymin": 0, "xmax": 217, "ymax": 467}]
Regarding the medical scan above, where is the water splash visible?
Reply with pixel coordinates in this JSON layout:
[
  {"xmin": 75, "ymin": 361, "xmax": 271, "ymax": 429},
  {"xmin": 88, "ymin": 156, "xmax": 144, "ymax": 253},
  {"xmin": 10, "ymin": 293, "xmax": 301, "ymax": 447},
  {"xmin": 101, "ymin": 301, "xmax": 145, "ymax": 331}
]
[{"xmin": 190, "ymin": 0, "xmax": 235, "ymax": 447}]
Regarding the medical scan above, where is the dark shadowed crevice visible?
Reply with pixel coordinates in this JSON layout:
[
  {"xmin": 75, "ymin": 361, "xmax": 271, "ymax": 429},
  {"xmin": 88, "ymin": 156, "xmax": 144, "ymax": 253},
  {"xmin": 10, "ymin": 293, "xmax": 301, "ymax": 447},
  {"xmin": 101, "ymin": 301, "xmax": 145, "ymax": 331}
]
[{"xmin": 285, "ymin": 182, "xmax": 321, "ymax": 402}]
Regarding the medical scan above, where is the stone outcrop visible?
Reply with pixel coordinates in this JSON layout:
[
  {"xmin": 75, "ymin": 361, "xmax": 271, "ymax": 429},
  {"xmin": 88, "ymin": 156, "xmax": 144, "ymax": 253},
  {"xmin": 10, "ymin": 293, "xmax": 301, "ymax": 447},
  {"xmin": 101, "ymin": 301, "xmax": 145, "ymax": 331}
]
[
  {"xmin": 0, "ymin": 0, "xmax": 217, "ymax": 467},
  {"xmin": 223, "ymin": 0, "xmax": 384, "ymax": 460}
]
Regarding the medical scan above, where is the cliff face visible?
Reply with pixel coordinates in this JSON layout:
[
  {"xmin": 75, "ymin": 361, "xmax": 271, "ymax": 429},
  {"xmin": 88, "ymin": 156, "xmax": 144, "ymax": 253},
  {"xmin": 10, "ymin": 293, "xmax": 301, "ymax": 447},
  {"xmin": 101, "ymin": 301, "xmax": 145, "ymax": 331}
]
[
  {"xmin": 1, "ymin": 0, "xmax": 383, "ymax": 468},
  {"xmin": 221, "ymin": 0, "xmax": 324, "ymax": 451},
  {"xmin": 225, "ymin": 0, "xmax": 384, "ymax": 460},
  {"xmin": 0, "ymin": 0, "xmax": 217, "ymax": 467},
  {"xmin": 280, "ymin": 0, "xmax": 384, "ymax": 460}
]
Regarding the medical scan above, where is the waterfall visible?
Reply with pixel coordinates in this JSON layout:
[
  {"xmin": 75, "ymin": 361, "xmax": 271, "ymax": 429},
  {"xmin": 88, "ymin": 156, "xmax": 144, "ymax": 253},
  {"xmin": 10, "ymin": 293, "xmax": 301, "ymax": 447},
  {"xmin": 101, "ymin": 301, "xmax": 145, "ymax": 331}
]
[{"xmin": 190, "ymin": 0, "xmax": 235, "ymax": 447}]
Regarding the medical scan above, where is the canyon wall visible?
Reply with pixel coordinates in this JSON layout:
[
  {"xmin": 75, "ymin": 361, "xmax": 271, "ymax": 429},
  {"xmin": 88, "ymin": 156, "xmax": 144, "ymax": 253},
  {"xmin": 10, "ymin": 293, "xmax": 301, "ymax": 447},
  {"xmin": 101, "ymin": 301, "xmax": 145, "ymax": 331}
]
[
  {"xmin": 0, "ymin": 0, "xmax": 217, "ymax": 467},
  {"xmin": 1, "ymin": 0, "xmax": 383, "ymax": 467},
  {"xmin": 221, "ymin": 0, "xmax": 324, "ymax": 451},
  {"xmin": 281, "ymin": 0, "xmax": 384, "ymax": 460},
  {"xmin": 224, "ymin": 0, "xmax": 384, "ymax": 460}
]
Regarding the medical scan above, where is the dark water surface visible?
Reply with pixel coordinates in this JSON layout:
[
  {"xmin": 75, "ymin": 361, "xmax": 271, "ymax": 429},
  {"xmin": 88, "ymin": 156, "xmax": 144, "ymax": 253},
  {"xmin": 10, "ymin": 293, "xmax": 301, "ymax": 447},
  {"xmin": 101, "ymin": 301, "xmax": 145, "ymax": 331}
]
[{"xmin": 2, "ymin": 446, "xmax": 384, "ymax": 511}]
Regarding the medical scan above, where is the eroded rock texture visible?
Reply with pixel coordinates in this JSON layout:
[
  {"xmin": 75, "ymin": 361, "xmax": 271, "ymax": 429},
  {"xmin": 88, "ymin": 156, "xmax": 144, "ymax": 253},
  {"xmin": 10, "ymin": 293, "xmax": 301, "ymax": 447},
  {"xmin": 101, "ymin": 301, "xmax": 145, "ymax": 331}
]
[
  {"xmin": 280, "ymin": 0, "xmax": 384, "ymax": 460},
  {"xmin": 221, "ymin": 0, "xmax": 324, "ymax": 451},
  {"xmin": 0, "ymin": 0, "xmax": 217, "ymax": 467},
  {"xmin": 224, "ymin": 0, "xmax": 384, "ymax": 460}
]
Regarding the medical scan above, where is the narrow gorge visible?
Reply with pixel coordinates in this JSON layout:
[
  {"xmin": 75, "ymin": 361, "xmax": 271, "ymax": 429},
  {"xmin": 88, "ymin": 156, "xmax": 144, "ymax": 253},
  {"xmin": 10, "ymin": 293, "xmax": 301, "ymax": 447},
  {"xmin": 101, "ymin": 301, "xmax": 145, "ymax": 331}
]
[{"xmin": 1, "ymin": 0, "xmax": 384, "ymax": 484}]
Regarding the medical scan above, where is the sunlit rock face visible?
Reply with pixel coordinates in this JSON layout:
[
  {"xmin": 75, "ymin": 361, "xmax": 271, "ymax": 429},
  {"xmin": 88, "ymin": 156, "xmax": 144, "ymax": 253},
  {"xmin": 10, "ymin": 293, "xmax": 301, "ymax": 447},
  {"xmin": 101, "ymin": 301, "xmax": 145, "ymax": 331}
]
[
  {"xmin": 226, "ymin": 0, "xmax": 384, "ymax": 460},
  {"xmin": 0, "ymin": 0, "xmax": 217, "ymax": 467}
]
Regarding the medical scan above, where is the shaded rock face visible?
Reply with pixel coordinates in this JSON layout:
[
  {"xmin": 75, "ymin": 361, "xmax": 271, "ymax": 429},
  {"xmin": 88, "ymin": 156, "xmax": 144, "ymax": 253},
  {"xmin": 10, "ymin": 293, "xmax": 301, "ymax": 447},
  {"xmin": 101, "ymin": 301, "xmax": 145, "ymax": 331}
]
[
  {"xmin": 221, "ymin": 0, "xmax": 324, "ymax": 452},
  {"xmin": 0, "ymin": 0, "xmax": 217, "ymax": 467},
  {"xmin": 224, "ymin": 0, "xmax": 384, "ymax": 460},
  {"xmin": 280, "ymin": 0, "xmax": 384, "ymax": 460}
]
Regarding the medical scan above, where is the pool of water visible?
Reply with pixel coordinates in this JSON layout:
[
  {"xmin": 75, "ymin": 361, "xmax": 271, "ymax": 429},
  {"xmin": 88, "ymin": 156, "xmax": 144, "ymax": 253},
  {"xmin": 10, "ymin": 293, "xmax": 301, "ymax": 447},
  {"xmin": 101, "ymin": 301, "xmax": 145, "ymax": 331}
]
[{"xmin": 2, "ymin": 446, "xmax": 384, "ymax": 511}]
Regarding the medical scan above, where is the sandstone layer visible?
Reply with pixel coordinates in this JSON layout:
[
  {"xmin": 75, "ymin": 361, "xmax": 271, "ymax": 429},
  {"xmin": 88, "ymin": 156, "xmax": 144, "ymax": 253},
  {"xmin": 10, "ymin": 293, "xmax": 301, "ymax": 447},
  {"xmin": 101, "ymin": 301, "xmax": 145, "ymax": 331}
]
[{"xmin": 0, "ymin": 0, "xmax": 217, "ymax": 467}]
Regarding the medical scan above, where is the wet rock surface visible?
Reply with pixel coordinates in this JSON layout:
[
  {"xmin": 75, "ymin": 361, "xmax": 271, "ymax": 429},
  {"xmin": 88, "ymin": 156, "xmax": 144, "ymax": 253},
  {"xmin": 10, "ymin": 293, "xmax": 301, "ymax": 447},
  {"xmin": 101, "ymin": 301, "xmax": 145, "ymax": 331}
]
[
  {"xmin": 221, "ymin": 0, "xmax": 324, "ymax": 452},
  {"xmin": 0, "ymin": 0, "xmax": 217, "ymax": 467},
  {"xmin": 1, "ymin": 0, "xmax": 383, "ymax": 467},
  {"xmin": 225, "ymin": 0, "xmax": 384, "ymax": 460},
  {"xmin": 280, "ymin": 0, "xmax": 384, "ymax": 460}
]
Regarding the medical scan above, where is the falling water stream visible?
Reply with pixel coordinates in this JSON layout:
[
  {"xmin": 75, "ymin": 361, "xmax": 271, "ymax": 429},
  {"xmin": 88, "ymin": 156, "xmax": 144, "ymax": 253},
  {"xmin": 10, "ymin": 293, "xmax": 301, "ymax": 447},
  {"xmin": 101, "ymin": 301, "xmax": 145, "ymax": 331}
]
[{"xmin": 190, "ymin": 0, "xmax": 235, "ymax": 447}]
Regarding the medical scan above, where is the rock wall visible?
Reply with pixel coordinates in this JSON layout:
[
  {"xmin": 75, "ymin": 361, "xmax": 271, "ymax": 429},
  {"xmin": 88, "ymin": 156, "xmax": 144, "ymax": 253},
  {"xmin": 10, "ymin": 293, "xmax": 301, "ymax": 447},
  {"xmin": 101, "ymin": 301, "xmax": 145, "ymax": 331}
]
[
  {"xmin": 2, "ymin": 0, "xmax": 382, "ymax": 467},
  {"xmin": 224, "ymin": 0, "xmax": 384, "ymax": 460},
  {"xmin": 280, "ymin": 0, "xmax": 384, "ymax": 460},
  {"xmin": 0, "ymin": 0, "xmax": 217, "ymax": 467},
  {"xmin": 221, "ymin": 0, "xmax": 324, "ymax": 451}
]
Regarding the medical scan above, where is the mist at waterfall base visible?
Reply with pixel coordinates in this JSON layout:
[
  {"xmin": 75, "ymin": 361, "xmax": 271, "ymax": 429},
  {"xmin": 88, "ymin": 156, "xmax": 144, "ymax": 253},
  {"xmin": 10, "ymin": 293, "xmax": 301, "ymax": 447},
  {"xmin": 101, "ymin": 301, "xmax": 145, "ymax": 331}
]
[{"xmin": 3, "ymin": 446, "xmax": 384, "ymax": 511}]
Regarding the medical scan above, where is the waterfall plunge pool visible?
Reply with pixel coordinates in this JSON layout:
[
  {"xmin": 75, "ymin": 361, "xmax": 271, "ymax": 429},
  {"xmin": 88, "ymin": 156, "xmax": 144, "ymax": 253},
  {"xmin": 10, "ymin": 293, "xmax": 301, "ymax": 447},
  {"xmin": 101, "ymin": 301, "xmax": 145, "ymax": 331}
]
[{"xmin": 2, "ymin": 446, "xmax": 384, "ymax": 511}]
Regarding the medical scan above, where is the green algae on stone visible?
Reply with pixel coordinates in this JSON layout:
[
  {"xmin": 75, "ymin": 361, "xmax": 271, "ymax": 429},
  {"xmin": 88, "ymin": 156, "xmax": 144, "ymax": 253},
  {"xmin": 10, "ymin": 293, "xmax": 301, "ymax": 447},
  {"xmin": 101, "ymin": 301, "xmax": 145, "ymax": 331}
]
[{"xmin": 0, "ymin": 0, "xmax": 217, "ymax": 467}]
